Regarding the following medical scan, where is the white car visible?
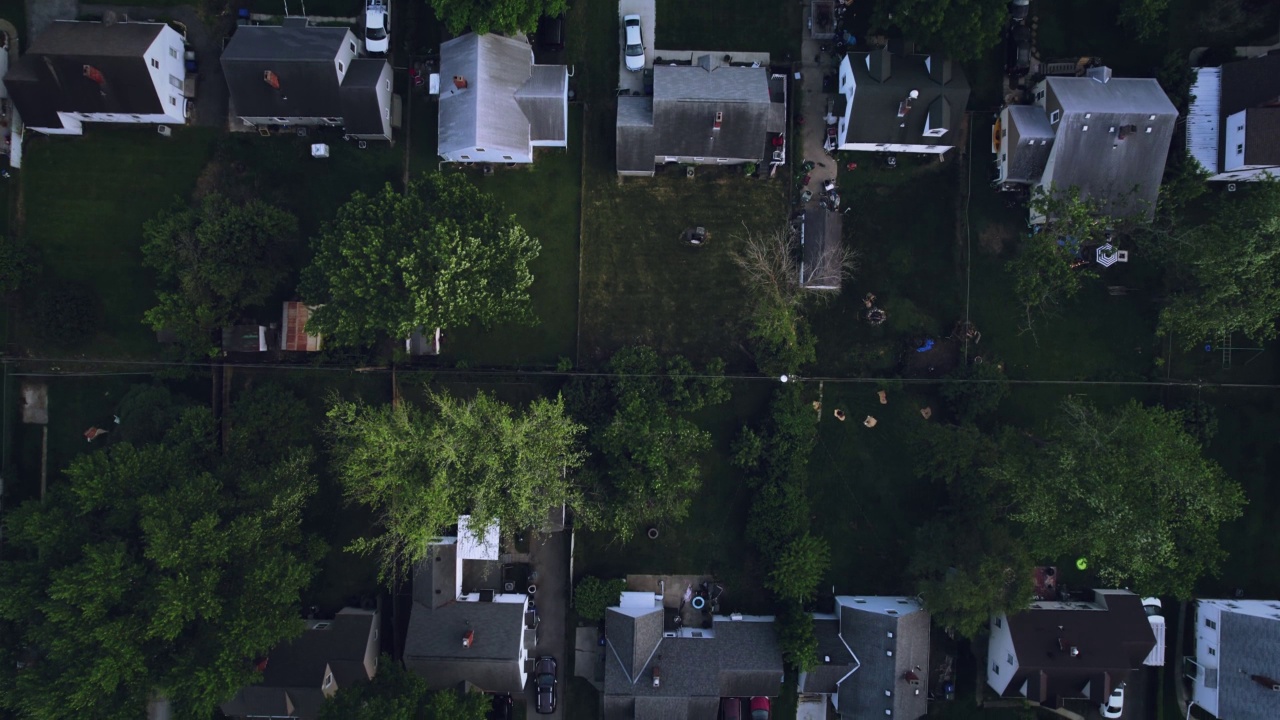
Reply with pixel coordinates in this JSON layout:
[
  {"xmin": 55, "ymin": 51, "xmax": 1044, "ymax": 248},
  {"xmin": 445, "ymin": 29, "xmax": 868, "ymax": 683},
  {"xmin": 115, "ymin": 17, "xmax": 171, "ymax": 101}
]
[
  {"xmin": 365, "ymin": 0, "xmax": 390, "ymax": 54},
  {"xmin": 623, "ymin": 14, "xmax": 644, "ymax": 72},
  {"xmin": 1100, "ymin": 683, "xmax": 1125, "ymax": 719}
]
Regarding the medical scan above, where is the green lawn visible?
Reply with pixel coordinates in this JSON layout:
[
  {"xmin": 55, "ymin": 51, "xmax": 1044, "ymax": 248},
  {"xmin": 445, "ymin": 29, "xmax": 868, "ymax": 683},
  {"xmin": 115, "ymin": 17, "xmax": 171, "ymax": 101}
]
[
  {"xmin": 18, "ymin": 127, "xmax": 218, "ymax": 356},
  {"xmin": 444, "ymin": 107, "xmax": 583, "ymax": 368},
  {"xmin": 655, "ymin": 0, "xmax": 801, "ymax": 59}
]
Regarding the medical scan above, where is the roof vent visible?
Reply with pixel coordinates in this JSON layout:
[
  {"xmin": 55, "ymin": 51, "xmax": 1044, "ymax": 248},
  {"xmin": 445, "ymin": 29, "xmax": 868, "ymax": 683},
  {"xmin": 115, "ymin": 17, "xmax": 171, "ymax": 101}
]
[
  {"xmin": 652, "ymin": 665, "xmax": 661, "ymax": 688},
  {"xmin": 884, "ymin": 690, "xmax": 892, "ymax": 697},
  {"xmin": 462, "ymin": 629, "xmax": 475, "ymax": 648},
  {"xmin": 714, "ymin": 111, "xmax": 723, "ymax": 130},
  {"xmin": 264, "ymin": 70, "xmax": 280, "ymax": 90},
  {"xmin": 824, "ymin": 655, "xmax": 832, "ymax": 664},
  {"xmin": 1086, "ymin": 66, "xmax": 1113, "ymax": 83},
  {"xmin": 887, "ymin": 631, "xmax": 894, "ymax": 638},
  {"xmin": 886, "ymin": 650, "xmax": 893, "ymax": 657},
  {"xmin": 1070, "ymin": 646, "xmax": 1080, "ymax": 657},
  {"xmin": 453, "ymin": 75, "xmax": 468, "ymax": 89}
]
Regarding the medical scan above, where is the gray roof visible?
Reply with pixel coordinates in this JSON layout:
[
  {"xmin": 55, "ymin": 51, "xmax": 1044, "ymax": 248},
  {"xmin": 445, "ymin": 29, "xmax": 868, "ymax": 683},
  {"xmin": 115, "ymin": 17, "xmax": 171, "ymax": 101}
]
[
  {"xmin": 438, "ymin": 33, "xmax": 567, "ymax": 156},
  {"xmin": 1040, "ymin": 75, "xmax": 1177, "ymax": 220},
  {"xmin": 617, "ymin": 61, "xmax": 784, "ymax": 173},
  {"xmin": 1243, "ymin": 108, "xmax": 1280, "ymax": 166},
  {"xmin": 413, "ymin": 543, "xmax": 457, "ymax": 610},
  {"xmin": 5, "ymin": 21, "xmax": 167, "ymax": 129},
  {"xmin": 1215, "ymin": 610, "xmax": 1280, "ymax": 719},
  {"xmin": 606, "ymin": 606, "xmax": 664, "ymax": 681},
  {"xmin": 841, "ymin": 52, "xmax": 970, "ymax": 147},
  {"xmin": 837, "ymin": 602, "xmax": 930, "ymax": 720},
  {"xmin": 799, "ymin": 210, "xmax": 844, "ymax": 290},
  {"xmin": 404, "ymin": 600, "xmax": 527, "ymax": 693},
  {"xmin": 1005, "ymin": 105, "xmax": 1055, "ymax": 183},
  {"xmin": 603, "ymin": 614, "xmax": 783, "ymax": 718},
  {"xmin": 799, "ymin": 618, "xmax": 856, "ymax": 694},
  {"xmin": 340, "ymin": 58, "xmax": 389, "ymax": 137},
  {"xmin": 1217, "ymin": 52, "xmax": 1280, "ymax": 118},
  {"xmin": 221, "ymin": 24, "xmax": 350, "ymax": 118}
]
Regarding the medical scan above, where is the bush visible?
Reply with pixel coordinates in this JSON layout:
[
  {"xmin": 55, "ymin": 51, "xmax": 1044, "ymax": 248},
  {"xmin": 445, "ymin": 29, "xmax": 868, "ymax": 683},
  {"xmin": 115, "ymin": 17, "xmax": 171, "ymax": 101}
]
[
  {"xmin": 940, "ymin": 361, "xmax": 1009, "ymax": 423},
  {"xmin": 765, "ymin": 533, "xmax": 830, "ymax": 604},
  {"xmin": 573, "ymin": 576, "xmax": 626, "ymax": 623}
]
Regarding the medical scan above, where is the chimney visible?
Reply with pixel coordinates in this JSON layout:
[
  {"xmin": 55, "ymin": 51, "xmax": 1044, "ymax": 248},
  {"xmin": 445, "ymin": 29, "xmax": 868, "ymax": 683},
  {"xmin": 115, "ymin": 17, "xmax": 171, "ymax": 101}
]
[
  {"xmin": 897, "ymin": 90, "xmax": 919, "ymax": 119},
  {"xmin": 462, "ymin": 629, "xmax": 475, "ymax": 648},
  {"xmin": 1117, "ymin": 124, "xmax": 1138, "ymax": 140},
  {"xmin": 263, "ymin": 70, "xmax": 280, "ymax": 90},
  {"xmin": 453, "ymin": 75, "xmax": 468, "ymax": 89},
  {"xmin": 1086, "ymin": 66, "xmax": 1113, "ymax": 84},
  {"xmin": 713, "ymin": 111, "xmax": 723, "ymax": 130},
  {"xmin": 867, "ymin": 47, "xmax": 891, "ymax": 82},
  {"xmin": 83, "ymin": 65, "xmax": 105, "ymax": 86},
  {"xmin": 652, "ymin": 664, "xmax": 661, "ymax": 688}
]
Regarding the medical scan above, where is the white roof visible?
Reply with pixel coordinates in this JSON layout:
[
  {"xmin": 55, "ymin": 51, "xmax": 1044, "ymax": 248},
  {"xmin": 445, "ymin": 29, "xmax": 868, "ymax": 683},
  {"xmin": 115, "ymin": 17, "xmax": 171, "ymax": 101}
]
[
  {"xmin": 1187, "ymin": 67, "xmax": 1222, "ymax": 174},
  {"xmin": 457, "ymin": 515, "xmax": 499, "ymax": 561}
]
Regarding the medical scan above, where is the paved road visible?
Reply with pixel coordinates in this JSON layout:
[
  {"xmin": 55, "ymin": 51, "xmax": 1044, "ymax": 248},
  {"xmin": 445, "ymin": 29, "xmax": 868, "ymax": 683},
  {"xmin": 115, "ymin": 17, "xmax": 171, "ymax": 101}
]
[
  {"xmin": 526, "ymin": 529, "xmax": 569, "ymax": 719},
  {"xmin": 617, "ymin": 0, "xmax": 654, "ymax": 95}
]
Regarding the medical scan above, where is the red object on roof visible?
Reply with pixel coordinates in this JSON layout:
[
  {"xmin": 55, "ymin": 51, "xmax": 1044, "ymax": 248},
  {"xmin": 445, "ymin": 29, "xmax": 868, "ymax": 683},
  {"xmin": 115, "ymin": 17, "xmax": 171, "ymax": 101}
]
[
  {"xmin": 263, "ymin": 70, "xmax": 280, "ymax": 89},
  {"xmin": 281, "ymin": 302, "xmax": 322, "ymax": 352},
  {"xmin": 82, "ymin": 65, "xmax": 105, "ymax": 85}
]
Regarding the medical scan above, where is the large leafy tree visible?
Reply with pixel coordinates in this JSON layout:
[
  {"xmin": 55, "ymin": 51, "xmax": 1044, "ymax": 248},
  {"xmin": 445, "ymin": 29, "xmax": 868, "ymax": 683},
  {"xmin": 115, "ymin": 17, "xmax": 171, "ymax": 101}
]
[
  {"xmin": 328, "ymin": 389, "xmax": 586, "ymax": 581},
  {"xmin": 870, "ymin": 0, "xmax": 1007, "ymax": 61},
  {"xmin": 991, "ymin": 397, "xmax": 1246, "ymax": 597},
  {"xmin": 568, "ymin": 346, "xmax": 730, "ymax": 542},
  {"xmin": 301, "ymin": 174, "xmax": 540, "ymax": 347},
  {"xmin": 765, "ymin": 533, "xmax": 830, "ymax": 604},
  {"xmin": 573, "ymin": 576, "xmax": 627, "ymax": 623},
  {"xmin": 429, "ymin": 0, "xmax": 567, "ymax": 36},
  {"xmin": 142, "ymin": 193, "xmax": 299, "ymax": 354},
  {"xmin": 0, "ymin": 387, "xmax": 322, "ymax": 719},
  {"xmin": 319, "ymin": 657, "xmax": 488, "ymax": 720}
]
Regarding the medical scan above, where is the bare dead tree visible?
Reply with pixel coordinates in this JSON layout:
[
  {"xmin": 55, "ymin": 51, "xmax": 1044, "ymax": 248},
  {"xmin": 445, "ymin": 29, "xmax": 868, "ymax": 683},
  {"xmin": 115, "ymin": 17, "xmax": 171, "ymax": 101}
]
[{"xmin": 732, "ymin": 223, "xmax": 859, "ymax": 307}]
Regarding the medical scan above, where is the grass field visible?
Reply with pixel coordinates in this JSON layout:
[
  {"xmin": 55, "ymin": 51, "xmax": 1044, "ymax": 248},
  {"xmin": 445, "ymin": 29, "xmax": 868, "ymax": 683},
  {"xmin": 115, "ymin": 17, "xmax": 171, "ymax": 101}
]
[
  {"xmin": 655, "ymin": 0, "xmax": 801, "ymax": 59},
  {"xmin": 18, "ymin": 127, "xmax": 218, "ymax": 356}
]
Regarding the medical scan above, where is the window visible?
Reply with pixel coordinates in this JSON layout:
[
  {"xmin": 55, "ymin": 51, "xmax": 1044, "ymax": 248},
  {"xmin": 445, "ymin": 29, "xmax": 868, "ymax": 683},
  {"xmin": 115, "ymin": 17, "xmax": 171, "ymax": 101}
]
[
  {"xmin": 994, "ymin": 617, "xmax": 1002, "ymax": 628},
  {"xmin": 325, "ymin": 117, "xmax": 341, "ymax": 123},
  {"xmin": 1206, "ymin": 618, "xmax": 1217, "ymax": 630},
  {"xmin": 1149, "ymin": 114, "xmax": 1156, "ymax": 120},
  {"xmin": 896, "ymin": 599, "xmax": 909, "ymax": 604},
  {"xmin": 350, "ymin": 41, "xmax": 356, "ymax": 53},
  {"xmin": 385, "ymin": 79, "xmax": 392, "ymax": 90},
  {"xmin": 1001, "ymin": 153, "xmax": 1006, "ymax": 162},
  {"xmin": 1237, "ymin": 124, "xmax": 1244, "ymax": 131},
  {"xmin": 170, "ymin": 97, "xmax": 177, "ymax": 106},
  {"xmin": 1109, "ymin": 126, "xmax": 1116, "ymax": 132},
  {"xmin": 131, "ymin": 114, "xmax": 141, "ymax": 119},
  {"xmin": 169, "ymin": 75, "xmax": 182, "ymax": 90},
  {"xmin": 1001, "ymin": 128, "xmax": 1007, "ymax": 137},
  {"xmin": 1146, "ymin": 127, "xmax": 1153, "ymax": 133},
  {"xmin": 992, "ymin": 663, "xmax": 1000, "ymax": 675},
  {"xmin": 322, "ymin": 673, "xmax": 334, "ymax": 689},
  {"xmin": 274, "ymin": 117, "xmax": 288, "ymax": 122},
  {"xmin": 694, "ymin": 157, "xmax": 705, "ymax": 161},
  {"xmin": 717, "ymin": 158, "xmax": 728, "ymax": 163},
  {"xmin": 151, "ymin": 58, "xmax": 159, "ymax": 69},
  {"xmin": 854, "ymin": 599, "xmax": 867, "ymax": 604},
  {"xmin": 1237, "ymin": 144, "xmax": 1244, "ymax": 155},
  {"xmin": 169, "ymin": 47, "xmax": 179, "ymax": 59},
  {"xmin": 1050, "ymin": 110, "xmax": 1061, "ymax": 124},
  {"xmin": 886, "ymin": 610, "xmax": 898, "ymax": 615},
  {"xmin": 374, "ymin": 656, "xmax": 379, "ymax": 668},
  {"xmin": 373, "ymin": 629, "xmax": 379, "ymax": 641},
  {"xmin": 1036, "ymin": 90, "xmax": 1045, "ymax": 100},
  {"xmin": 1007, "ymin": 653, "xmax": 1014, "ymax": 665},
  {"xmin": 1209, "ymin": 647, "xmax": 1216, "ymax": 656},
  {"xmin": 338, "ymin": 61, "xmax": 345, "ymax": 73}
]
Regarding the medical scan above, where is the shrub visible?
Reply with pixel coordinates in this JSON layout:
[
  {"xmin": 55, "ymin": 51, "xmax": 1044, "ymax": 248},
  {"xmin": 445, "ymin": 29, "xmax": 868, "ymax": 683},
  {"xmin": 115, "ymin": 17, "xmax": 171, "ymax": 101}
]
[{"xmin": 573, "ymin": 576, "xmax": 626, "ymax": 623}]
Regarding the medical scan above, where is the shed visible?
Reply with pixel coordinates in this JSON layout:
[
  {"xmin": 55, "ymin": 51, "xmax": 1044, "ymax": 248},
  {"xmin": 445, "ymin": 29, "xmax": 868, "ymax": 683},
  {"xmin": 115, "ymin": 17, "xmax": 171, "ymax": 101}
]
[{"xmin": 280, "ymin": 302, "xmax": 322, "ymax": 352}]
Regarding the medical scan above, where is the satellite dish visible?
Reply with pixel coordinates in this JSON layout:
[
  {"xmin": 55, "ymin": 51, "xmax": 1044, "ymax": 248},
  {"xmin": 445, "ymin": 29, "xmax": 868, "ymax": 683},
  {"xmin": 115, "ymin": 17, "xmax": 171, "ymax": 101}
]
[{"xmin": 909, "ymin": 89, "xmax": 920, "ymax": 99}]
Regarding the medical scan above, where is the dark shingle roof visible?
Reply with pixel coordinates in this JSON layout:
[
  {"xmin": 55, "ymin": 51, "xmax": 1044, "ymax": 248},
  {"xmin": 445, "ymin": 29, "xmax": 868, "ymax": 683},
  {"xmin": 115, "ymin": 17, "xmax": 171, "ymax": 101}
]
[
  {"xmin": 1243, "ymin": 108, "xmax": 1280, "ymax": 166},
  {"xmin": 404, "ymin": 600, "xmax": 527, "ymax": 694},
  {"xmin": 412, "ymin": 543, "xmax": 457, "ymax": 609},
  {"xmin": 5, "ymin": 21, "xmax": 168, "ymax": 129},
  {"xmin": 221, "ymin": 24, "xmax": 349, "ymax": 118},
  {"xmin": 340, "ymin": 58, "xmax": 389, "ymax": 137},
  {"xmin": 1218, "ymin": 609, "xmax": 1280, "ymax": 719},
  {"xmin": 800, "ymin": 618, "xmax": 856, "ymax": 694},
  {"xmin": 800, "ymin": 209, "xmax": 844, "ymax": 290},
  {"xmin": 836, "ymin": 600, "xmax": 930, "ymax": 720},
  {"xmin": 606, "ymin": 606, "xmax": 665, "ymax": 681},
  {"xmin": 840, "ymin": 51, "xmax": 969, "ymax": 147},
  {"xmin": 1219, "ymin": 52, "xmax": 1280, "ymax": 117}
]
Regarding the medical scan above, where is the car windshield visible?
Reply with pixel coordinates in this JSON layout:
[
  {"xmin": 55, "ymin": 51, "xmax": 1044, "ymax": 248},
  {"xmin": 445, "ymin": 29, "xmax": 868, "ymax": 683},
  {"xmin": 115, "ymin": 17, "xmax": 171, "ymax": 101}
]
[
  {"xmin": 626, "ymin": 42, "xmax": 642, "ymax": 55},
  {"xmin": 752, "ymin": 711, "xmax": 768, "ymax": 720},
  {"xmin": 366, "ymin": 25, "xmax": 387, "ymax": 40},
  {"xmin": 538, "ymin": 673, "xmax": 554, "ymax": 687}
]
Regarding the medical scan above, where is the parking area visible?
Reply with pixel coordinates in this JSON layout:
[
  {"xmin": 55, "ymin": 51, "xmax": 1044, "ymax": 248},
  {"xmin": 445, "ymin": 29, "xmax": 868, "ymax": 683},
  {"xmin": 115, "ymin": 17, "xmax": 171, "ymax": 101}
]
[
  {"xmin": 524, "ymin": 530, "xmax": 569, "ymax": 719},
  {"xmin": 617, "ymin": 0, "xmax": 655, "ymax": 94}
]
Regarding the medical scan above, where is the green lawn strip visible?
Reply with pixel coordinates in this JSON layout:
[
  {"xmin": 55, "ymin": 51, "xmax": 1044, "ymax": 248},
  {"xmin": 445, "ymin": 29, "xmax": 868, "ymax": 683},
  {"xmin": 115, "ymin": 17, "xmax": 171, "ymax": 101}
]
[
  {"xmin": 18, "ymin": 127, "xmax": 217, "ymax": 356},
  {"xmin": 573, "ymin": 381, "xmax": 774, "ymax": 614},
  {"xmin": 567, "ymin": 0, "xmax": 622, "ymax": 104},
  {"xmin": 444, "ymin": 107, "xmax": 583, "ymax": 368},
  {"xmin": 655, "ymin": 0, "xmax": 801, "ymax": 60}
]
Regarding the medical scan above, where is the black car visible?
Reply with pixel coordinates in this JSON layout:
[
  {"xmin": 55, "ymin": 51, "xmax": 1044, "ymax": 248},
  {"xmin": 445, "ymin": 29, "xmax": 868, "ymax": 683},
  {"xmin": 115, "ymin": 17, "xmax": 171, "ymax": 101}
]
[
  {"xmin": 488, "ymin": 693, "xmax": 513, "ymax": 720},
  {"xmin": 534, "ymin": 656, "xmax": 558, "ymax": 714}
]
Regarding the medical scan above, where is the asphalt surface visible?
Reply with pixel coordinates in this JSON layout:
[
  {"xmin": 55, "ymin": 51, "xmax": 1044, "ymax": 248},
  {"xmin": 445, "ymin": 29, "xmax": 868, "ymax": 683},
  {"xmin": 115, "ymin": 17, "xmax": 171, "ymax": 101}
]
[
  {"xmin": 525, "ymin": 530, "xmax": 569, "ymax": 719},
  {"xmin": 617, "ymin": 0, "xmax": 655, "ymax": 95}
]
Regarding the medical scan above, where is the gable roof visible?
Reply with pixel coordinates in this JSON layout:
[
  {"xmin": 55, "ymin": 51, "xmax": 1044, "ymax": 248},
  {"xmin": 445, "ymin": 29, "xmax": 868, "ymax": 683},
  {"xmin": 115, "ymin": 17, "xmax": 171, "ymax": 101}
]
[
  {"xmin": 1219, "ymin": 52, "xmax": 1280, "ymax": 117},
  {"xmin": 5, "ymin": 21, "xmax": 167, "ymax": 129},
  {"xmin": 404, "ymin": 600, "xmax": 527, "ymax": 693},
  {"xmin": 339, "ymin": 58, "xmax": 388, "ymax": 136},
  {"xmin": 1004, "ymin": 104, "xmax": 1055, "ymax": 183},
  {"xmin": 606, "ymin": 604, "xmax": 665, "ymax": 682},
  {"xmin": 1040, "ymin": 75, "xmax": 1177, "ymax": 220},
  {"xmin": 1243, "ymin": 107, "xmax": 1280, "ymax": 165},
  {"xmin": 1217, "ymin": 607, "xmax": 1280, "ymax": 718},
  {"xmin": 221, "ymin": 24, "xmax": 349, "ymax": 119},
  {"xmin": 836, "ymin": 598, "xmax": 930, "ymax": 720},
  {"xmin": 799, "ymin": 618, "xmax": 857, "ymax": 694},
  {"xmin": 839, "ymin": 51, "xmax": 970, "ymax": 147},
  {"xmin": 438, "ymin": 33, "xmax": 567, "ymax": 156}
]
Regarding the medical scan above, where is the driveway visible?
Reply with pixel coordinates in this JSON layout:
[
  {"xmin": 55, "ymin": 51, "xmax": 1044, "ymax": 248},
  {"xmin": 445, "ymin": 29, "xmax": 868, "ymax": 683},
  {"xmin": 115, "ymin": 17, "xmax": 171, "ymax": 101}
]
[
  {"xmin": 525, "ymin": 529, "xmax": 569, "ymax": 719},
  {"xmin": 81, "ymin": 4, "xmax": 231, "ymax": 128},
  {"xmin": 617, "ymin": 0, "xmax": 654, "ymax": 95},
  {"xmin": 798, "ymin": 9, "xmax": 840, "ymax": 202}
]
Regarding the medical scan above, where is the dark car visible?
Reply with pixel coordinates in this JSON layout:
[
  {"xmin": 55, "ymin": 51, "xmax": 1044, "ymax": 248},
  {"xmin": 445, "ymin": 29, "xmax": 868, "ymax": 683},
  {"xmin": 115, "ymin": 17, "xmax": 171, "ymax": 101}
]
[
  {"xmin": 487, "ymin": 693, "xmax": 513, "ymax": 720},
  {"xmin": 534, "ymin": 656, "xmax": 558, "ymax": 714},
  {"xmin": 721, "ymin": 697, "xmax": 742, "ymax": 720},
  {"xmin": 538, "ymin": 14, "xmax": 565, "ymax": 49},
  {"xmin": 1007, "ymin": 23, "xmax": 1032, "ymax": 71}
]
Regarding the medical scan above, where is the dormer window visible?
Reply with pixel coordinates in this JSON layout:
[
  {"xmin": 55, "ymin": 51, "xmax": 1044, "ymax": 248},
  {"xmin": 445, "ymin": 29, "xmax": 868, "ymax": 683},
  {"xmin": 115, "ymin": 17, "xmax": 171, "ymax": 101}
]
[
  {"xmin": 322, "ymin": 672, "xmax": 334, "ymax": 689},
  {"xmin": 1050, "ymin": 109, "xmax": 1061, "ymax": 124}
]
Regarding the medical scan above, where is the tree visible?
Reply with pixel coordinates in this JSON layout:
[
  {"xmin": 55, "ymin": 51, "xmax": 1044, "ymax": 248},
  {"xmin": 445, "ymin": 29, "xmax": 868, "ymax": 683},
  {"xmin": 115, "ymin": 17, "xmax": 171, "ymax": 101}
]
[
  {"xmin": 573, "ymin": 576, "xmax": 626, "ymax": 623},
  {"xmin": 870, "ymin": 0, "xmax": 1008, "ymax": 61},
  {"xmin": 1152, "ymin": 180, "xmax": 1280, "ymax": 348},
  {"xmin": 940, "ymin": 360, "xmax": 1009, "ymax": 423},
  {"xmin": 113, "ymin": 383, "xmax": 189, "ymax": 445},
  {"xmin": 301, "ymin": 174, "xmax": 539, "ymax": 347},
  {"xmin": 328, "ymin": 389, "xmax": 585, "ymax": 581},
  {"xmin": 775, "ymin": 603, "xmax": 819, "ymax": 673},
  {"xmin": 0, "ymin": 238, "xmax": 32, "ymax": 295},
  {"xmin": 991, "ymin": 398, "xmax": 1247, "ymax": 597},
  {"xmin": 142, "ymin": 193, "xmax": 299, "ymax": 354},
  {"xmin": 429, "ymin": 0, "xmax": 568, "ymax": 36},
  {"xmin": 1118, "ymin": 0, "xmax": 1171, "ymax": 41},
  {"xmin": 568, "ymin": 346, "xmax": 729, "ymax": 542},
  {"xmin": 0, "ymin": 387, "xmax": 322, "ymax": 719},
  {"xmin": 319, "ymin": 657, "xmax": 488, "ymax": 720},
  {"xmin": 765, "ymin": 533, "xmax": 830, "ymax": 604}
]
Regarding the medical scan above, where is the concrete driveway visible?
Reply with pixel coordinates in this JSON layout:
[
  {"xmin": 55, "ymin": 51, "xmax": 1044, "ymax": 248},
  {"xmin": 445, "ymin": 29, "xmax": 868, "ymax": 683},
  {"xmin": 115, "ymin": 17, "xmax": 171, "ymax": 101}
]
[
  {"xmin": 617, "ymin": 0, "xmax": 654, "ymax": 94},
  {"xmin": 525, "ymin": 530, "xmax": 569, "ymax": 719}
]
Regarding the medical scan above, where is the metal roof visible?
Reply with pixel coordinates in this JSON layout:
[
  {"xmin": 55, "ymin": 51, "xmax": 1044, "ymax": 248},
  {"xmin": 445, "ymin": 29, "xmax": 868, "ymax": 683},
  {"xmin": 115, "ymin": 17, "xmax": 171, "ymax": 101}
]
[{"xmin": 1186, "ymin": 68, "xmax": 1222, "ymax": 174}]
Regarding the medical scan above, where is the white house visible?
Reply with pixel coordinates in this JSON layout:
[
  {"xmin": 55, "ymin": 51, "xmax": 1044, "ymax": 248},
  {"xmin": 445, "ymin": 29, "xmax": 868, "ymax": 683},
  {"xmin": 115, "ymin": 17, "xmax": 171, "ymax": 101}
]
[
  {"xmin": 1187, "ymin": 52, "xmax": 1280, "ymax": 182},
  {"xmin": 4, "ymin": 20, "xmax": 188, "ymax": 135},
  {"xmin": 437, "ymin": 33, "xmax": 568, "ymax": 164},
  {"xmin": 1187, "ymin": 599, "xmax": 1280, "ymax": 719},
  {"xmin": 221, "ymin": 18, "xmax": 393, "ymax": 141},
  {"xmin": 836, "ymin": 48, "xmax": 969, "ymax": 156}
]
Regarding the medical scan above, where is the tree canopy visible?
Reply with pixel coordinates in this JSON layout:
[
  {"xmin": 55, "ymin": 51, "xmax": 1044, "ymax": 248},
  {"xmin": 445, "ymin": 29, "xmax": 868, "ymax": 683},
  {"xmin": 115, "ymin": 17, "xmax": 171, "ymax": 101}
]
[
  {"xmin": 328, "ymin": 389, "xmax": 585, "ymax": 581},
  {"xmin": 301, "ymin": 173, "xmax": 539, "ymax": 347},
  {"xmin": 870, "ymin": 0, "xmax": 1008, "ymax": 61},
  {"xmin": 319, "ymin": 657, "xmax": 488, "ymax": 720},
  {"xmin": 142, "ymin": 193, "xmax": 299, "ymax": 354},
  {"xmin": 429, "ymin": 0, "xmax": 567, "ymax": 36},
  {"xmin": 567, "ymin": 346, "xmax": 730, "ymax": 542},
  {"xmin": 991, "ymin": 397, "xmax": 1246, "ymax": 597},
  {"xmin": 0, "ymin": 386, "xmax": 322, "ymax": 719},
  {"xmin": 573, "ymin": 576, "xmax": 626, "ymax": 623}
]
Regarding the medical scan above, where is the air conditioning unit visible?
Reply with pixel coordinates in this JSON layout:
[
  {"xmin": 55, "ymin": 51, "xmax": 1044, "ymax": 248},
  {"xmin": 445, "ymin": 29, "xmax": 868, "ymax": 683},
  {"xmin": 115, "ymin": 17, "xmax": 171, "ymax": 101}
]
[
  {"xmin": 156, "ymin": 125, "xmax": 172, "ymax": 137},
  {"xmin": 1227, "ymin": 183, "xmax": 1238, "ymax": 192}
]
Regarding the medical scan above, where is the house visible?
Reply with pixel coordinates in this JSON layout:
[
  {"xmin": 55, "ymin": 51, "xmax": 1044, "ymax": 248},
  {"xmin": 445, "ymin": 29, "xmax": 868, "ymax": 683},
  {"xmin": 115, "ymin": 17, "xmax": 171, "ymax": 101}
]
[
  {"xmin": 601, "ymin": 587, "xmax": 784, "ymax": 719},
  {"xmin": 404, "ymin": 516, "xmax": 533, "ymax": 694},
  {"xmin": 281, "ymin": 302, "xmax": 322, "ymax": 352},
  {"xmin": 987, "ymin": 589, "xmax": 1155, "ymax": 708},
  {"xmin": 995, "ymin": 66, "xmax": 1178, "ymax": 221},
  {"xmin": 1187, "ymin": 52, "xmax": 1280, "ymax": 182},
  {"xmin": 4, "ymin": 20, "xmax": 188, "ymax": 135},
  {"xmin": 221, "ymin": 18, "xmax": 392, "ymax": 141},
  {"xmin": 800, "ymin": 596, "xmax": 930, "ymax": 720},
  {"xmin": 221, "ymin": 607, "xmax": 380, "ymax": 720},
  {"xmin": 835, "ymin": 48, "xmax": 969, "ymax": 156},
  {"xmin": 437, "ymin": 33, "xmax": 568, "ymax": 164},
  {"xmin": 1186, "ymin": 598, "xmax": 1280, "ymax": 719},
  {"xmin": 616, "ymin": 53, "xmax": 787, "ymax": 177}
]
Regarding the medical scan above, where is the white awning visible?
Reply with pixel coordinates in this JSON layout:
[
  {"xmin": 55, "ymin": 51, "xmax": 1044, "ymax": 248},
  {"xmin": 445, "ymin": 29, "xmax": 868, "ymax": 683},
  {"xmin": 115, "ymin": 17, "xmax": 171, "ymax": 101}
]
[{"xmin": 1187, "ymin": 67, "xmax": 1222, "ymax": 174}]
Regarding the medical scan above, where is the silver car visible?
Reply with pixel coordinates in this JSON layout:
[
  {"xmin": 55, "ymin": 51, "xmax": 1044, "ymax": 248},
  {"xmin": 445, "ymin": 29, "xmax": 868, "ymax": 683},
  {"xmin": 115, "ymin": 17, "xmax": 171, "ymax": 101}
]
[{"xmin": 623, "ymin": 15, "xmax": 644, "ymax": 72}]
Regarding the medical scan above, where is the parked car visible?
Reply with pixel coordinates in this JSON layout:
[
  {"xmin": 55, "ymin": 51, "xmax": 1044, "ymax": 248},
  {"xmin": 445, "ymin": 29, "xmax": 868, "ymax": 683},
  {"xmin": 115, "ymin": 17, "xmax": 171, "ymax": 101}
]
[
  {"xmin": 749, "ymin": 696, "xmax": 770, "ymax": 720},
  {"xmin": 1008, "ymin": 0, "xmax": 1030, "ymax": 21},
  {"xmin": 1101, "ymin": 684, "xmax": 1126, "ymax": 719},
  {"xmin": 721, "ymin": 697, "xmax": 742, "ymax": 720},
  {"xmin": 1006, "ymin": 23, "xmax": 1031, "ymax": 72},
  {"xmin": 623, "ymin": 14, "xmax": 644, "ymax": 72},
  {"xmin": 364, "ymin": 0, "xmax": 389, "ymax": 54},
  {"xmin": 487, "ymin": 693, "xmax": 513, "ymax": 720},
  {"xmin": 538, "ymin": 13, "xmax": 565, "ymax": 50},
  {"xmin": 534, "ymin": 656, "xmax": 557, "ymax": 714}
]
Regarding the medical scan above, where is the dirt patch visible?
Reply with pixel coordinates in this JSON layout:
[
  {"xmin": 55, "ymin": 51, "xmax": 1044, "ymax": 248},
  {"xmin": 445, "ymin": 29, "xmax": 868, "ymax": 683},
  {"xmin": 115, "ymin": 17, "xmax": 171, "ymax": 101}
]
[
  {"xmin": 978, "ymin": 220, "xmax": 1018, "ymax": 254},
  {"xmin": 901, "ymin": 337, "xmax": 961, "ymax": 378}
]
